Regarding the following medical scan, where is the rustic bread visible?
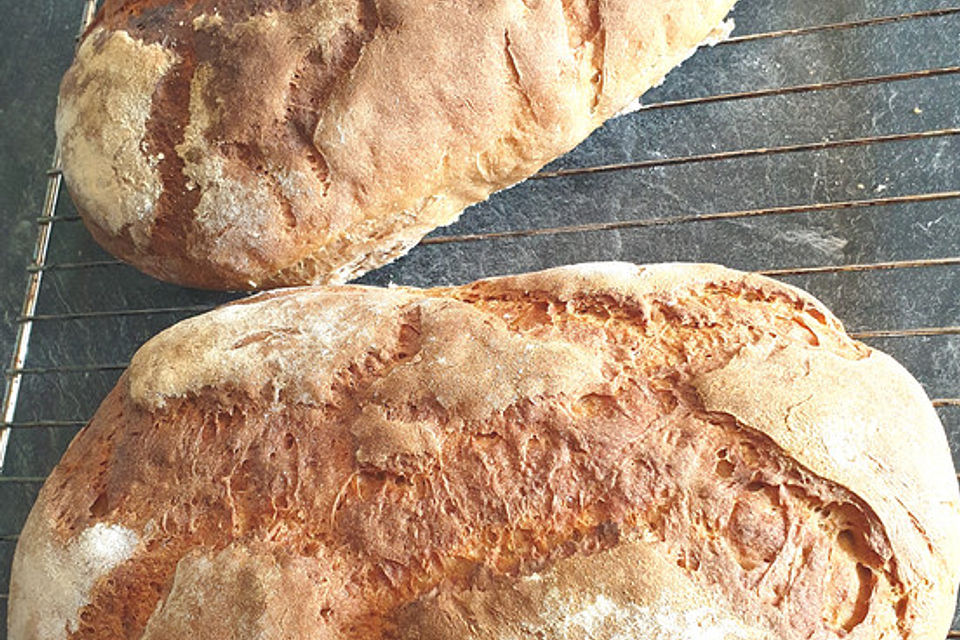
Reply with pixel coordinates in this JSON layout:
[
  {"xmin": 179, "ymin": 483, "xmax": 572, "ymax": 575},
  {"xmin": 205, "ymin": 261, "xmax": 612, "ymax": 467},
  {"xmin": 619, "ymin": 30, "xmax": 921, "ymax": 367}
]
[
  {"xmin": 56, "ymin": 0, "xmax": 737, "ymax": 290},
  {"xmin": 9, "ymin": 262, "xmax": 960, "ymax": 639}
]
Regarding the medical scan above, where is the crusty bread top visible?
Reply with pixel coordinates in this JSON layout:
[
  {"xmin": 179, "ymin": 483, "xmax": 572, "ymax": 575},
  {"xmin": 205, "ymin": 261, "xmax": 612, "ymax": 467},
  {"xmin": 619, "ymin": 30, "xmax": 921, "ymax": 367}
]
[
  {"xmin": 9, "ymin": 263, "xmax": 960, "ymax": 639},
  {"xmin": 56, "ymin": 1, "xmax": 736, "ymax": 289}
]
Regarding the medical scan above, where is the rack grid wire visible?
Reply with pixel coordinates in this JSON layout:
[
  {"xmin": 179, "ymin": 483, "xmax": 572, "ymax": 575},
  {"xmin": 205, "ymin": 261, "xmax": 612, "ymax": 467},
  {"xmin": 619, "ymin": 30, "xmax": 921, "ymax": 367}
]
[{"xmin": 2, "ymin": 0, "xmax": 960, "ymax": 636}]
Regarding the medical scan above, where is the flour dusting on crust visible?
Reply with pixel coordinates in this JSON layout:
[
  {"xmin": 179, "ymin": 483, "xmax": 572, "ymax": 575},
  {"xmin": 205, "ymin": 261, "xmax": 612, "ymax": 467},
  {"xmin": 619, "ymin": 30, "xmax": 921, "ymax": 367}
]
[
  {"xmin": 56, "ymin": 28, "xmax": 178, "ymax": 247},
  {"xmin": 127, "ymin": 286, "xmax": 606, "ymax": 415},
  {"xmin": 128, "ymin": 287, "xmax": 404, "ymax": 408},
  {"xmin": 541, "ymin": 592, "xmax": 747, "ymax": 640},
  {"xmin": 8, "ymin": 519, "xmax": 139, "ymax": 640}
]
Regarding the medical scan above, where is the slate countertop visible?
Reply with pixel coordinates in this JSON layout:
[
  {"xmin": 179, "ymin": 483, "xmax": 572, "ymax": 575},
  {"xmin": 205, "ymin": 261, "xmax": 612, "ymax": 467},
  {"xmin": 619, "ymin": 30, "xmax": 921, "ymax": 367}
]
[
  {"xmin": 1, "ymin": 0, "xmax": 959, "ymax": 635},
  {"xmin": 0, "ymin": 2, "xmax": 78, "ymax": 372}
]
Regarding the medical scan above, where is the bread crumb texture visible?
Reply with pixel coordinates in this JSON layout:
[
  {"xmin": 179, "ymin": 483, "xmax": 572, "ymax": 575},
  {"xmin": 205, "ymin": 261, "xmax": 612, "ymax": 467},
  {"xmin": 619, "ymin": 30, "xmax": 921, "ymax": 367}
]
[
  {"xmin": 57, "ymin": 0, "xmax": 738, "ymax": 289},
  {"xmin": 9, "ymin": 263, "xmax": 960, "ymax": 639}
]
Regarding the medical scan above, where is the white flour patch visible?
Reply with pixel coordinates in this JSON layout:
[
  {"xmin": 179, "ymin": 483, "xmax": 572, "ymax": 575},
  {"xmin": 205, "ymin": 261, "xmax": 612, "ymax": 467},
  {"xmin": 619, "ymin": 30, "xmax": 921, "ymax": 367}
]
[
  {"xmin": 128, "ymin": 288, "xmax": 403, "ymax": 408},
  {"xmin": 9, "ymin": 522, "xmax": 139, "ymax": 640},
  {"xmin": 541, "ymin": 590, "xmax": 747, "ymax": 639},
  {"xmin": 56, "ymin": 29, "xmax": 179, "ymax": 246}
]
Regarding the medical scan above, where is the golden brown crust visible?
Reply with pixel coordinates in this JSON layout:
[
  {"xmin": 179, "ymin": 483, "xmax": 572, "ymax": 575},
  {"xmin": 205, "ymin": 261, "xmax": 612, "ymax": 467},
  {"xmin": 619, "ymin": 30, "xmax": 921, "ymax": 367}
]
[
  {"xmin": 56, "ymin": 0, "xmax": 738, "ymax": 289},
  {"xmin": 9, "ymin": 262, "xmax": 960, "ymax": 640}
]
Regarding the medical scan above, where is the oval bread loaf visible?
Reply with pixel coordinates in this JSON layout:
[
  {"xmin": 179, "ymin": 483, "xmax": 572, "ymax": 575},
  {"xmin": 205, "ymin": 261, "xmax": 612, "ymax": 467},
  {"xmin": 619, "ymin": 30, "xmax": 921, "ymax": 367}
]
[
  {"xmin": 56, "ymin": 0, "xmax": 737, "ymax": 289},
  {"xmin": 9, "ymin": 262, "xmax": 960, "ymax": 639}
]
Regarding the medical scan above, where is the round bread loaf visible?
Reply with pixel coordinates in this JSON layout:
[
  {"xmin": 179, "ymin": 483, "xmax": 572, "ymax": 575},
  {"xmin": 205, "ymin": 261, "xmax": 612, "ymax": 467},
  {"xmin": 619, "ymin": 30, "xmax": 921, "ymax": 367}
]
[
  {"xmin": 9, "ymin": 262, "xmax": 960, "ymax": 639},
  {"xmin": 55, "ymin": 0, "xmax": 736, "ymax": 290}
]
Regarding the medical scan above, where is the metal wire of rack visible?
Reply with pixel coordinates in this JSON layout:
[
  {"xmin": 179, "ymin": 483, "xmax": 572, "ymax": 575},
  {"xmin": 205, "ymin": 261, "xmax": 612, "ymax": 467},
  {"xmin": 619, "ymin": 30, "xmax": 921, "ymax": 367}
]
[{"xmin": 2, "ymin": 0, "xmax": 959, "ymax": 637}]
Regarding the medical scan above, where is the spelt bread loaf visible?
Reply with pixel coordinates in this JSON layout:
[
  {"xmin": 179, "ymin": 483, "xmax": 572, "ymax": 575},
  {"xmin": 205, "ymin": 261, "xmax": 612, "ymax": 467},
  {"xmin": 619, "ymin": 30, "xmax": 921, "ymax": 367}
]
[
  {"xmin": 9, "ymin": 262, "xmax": 960, "ymax": 639},
  {"xmin": 56, "ymin": 0, "xmax": 736, "ymax": 290}
]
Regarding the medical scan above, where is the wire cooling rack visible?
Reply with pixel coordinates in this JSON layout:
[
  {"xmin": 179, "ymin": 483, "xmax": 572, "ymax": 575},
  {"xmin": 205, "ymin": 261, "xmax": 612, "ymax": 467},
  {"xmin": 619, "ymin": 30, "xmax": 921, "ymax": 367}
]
[{"xmin": 2, "ymin": 0, "xmax": 959, "ymax": 636}]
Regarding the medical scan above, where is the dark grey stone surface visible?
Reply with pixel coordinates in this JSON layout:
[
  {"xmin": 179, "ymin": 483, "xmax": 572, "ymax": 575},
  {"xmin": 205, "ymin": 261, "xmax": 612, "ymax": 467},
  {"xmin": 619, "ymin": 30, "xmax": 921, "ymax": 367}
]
[
  {"xmin": 0, "ymin": 0, "xmax": 81, "ymax": 383},
  {"xmin": 1, "ymin": 0, "xmax": 958, "ymax": 635}
]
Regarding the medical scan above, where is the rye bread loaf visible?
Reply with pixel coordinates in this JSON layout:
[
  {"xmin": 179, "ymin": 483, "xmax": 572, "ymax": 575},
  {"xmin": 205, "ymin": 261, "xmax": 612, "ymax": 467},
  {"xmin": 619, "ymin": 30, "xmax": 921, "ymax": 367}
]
[
  {"xmin": 9, "ymin": 262, "xmax": 960, "ymax": 639},
  {"xmin": 56, "ymin": 0, "xmax": 736, "ymax": 290}
]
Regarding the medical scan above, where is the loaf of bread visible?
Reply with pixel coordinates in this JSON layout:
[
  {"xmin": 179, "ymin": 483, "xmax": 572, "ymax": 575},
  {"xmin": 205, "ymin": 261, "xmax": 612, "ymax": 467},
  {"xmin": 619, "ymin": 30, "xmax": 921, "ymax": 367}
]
[
  {"xmin": 9, "ymin": 262, "xmax": 960, "ymax": 639},
  {"xmin": 56, "ymin": 1, "xmax": 737, "ymax": 289}
]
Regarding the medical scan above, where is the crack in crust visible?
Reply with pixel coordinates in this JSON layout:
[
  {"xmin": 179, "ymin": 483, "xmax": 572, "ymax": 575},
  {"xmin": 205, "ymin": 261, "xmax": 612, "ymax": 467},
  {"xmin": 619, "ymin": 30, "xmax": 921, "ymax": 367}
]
[{"xmin": 503, "ymin": 29, "xmax": 538, "ymax": 124}]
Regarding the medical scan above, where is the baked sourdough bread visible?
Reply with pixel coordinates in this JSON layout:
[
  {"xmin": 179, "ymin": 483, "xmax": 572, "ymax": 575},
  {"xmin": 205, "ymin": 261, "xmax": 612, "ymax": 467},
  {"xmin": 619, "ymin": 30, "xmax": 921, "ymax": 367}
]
[
  {"xmin": 9, "ymin": 263, "xmax": 960, "ymax": 639},
  {"xmin": 56, "ymin": 0, "xmax": 736, "ymax": 290}
]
